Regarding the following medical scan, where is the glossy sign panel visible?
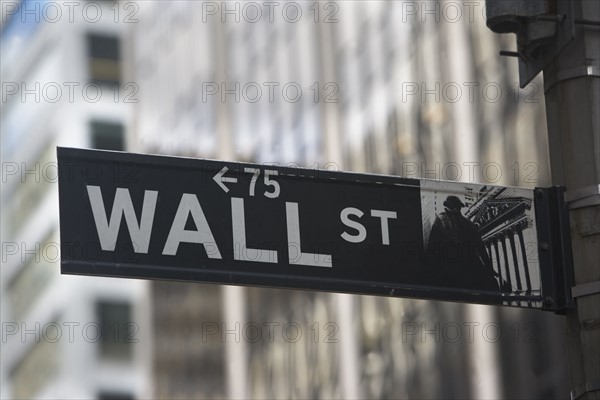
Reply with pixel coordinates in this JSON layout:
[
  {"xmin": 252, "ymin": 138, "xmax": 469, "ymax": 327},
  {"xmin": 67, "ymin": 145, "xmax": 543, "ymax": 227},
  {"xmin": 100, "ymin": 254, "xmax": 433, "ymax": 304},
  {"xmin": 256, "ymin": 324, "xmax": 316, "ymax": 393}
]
[{"xmin": 58, "ymin": 147, "xmax": 569, "ymax": 309}]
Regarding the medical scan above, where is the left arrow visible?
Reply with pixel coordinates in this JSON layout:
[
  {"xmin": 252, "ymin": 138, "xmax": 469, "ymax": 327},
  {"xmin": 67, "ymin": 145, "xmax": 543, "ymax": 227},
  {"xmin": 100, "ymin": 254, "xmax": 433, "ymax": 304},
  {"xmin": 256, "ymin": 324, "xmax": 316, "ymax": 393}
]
[{"xmin": 213, "ymin": 166, "xmax": 237, "ymax": 193}]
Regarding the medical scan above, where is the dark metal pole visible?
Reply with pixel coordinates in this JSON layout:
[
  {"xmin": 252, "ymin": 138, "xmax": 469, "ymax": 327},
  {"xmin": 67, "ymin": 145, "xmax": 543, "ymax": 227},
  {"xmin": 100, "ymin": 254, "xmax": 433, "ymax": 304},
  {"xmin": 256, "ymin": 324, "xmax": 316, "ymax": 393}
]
[
  {"xmin": 543, "ymin": 1, "xmax": 600, "ymax": 399},
  {"xmin": 485, "ymin": 0, "xmax": 600, "ymax": 397}
]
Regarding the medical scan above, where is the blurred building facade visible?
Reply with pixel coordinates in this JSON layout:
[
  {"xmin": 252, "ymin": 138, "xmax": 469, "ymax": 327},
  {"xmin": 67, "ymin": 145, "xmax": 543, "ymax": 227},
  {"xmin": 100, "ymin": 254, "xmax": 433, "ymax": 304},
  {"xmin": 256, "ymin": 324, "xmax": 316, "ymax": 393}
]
[
  {"xmin": 126, "ymin": 1, "xmax": 569, "ymax": 399},
  {"xmin": 1, "ymin": 1, "xmax": 151, "ymax": 399},
  {"xmin": 0, "ymin": 1, "xmax": 571, "ymax": 399}
]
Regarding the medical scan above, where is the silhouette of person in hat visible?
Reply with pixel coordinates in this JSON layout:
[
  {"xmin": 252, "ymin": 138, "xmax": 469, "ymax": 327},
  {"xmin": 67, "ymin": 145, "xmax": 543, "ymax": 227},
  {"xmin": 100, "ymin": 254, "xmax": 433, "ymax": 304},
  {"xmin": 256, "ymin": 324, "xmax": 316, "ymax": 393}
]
[{"xmin": 426, "ymin": 195, "xmax": 500, "ymax": 292}]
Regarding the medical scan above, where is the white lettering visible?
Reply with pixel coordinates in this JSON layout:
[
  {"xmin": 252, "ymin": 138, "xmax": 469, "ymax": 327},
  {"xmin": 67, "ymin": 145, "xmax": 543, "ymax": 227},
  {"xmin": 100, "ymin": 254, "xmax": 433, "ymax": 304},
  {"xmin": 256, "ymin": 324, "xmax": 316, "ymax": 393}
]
[
  {"xmin": 86, "ymin": 186, "xmax": 157, "ymax": 253},
  {"xmin": 370, "ymin": 210, "xmax": 397, "ymax": 245},
  {"xmin": 163, "ymin": 193, "xmax": 222, "ymax": 258},
  {"xmin": 340, "ymin": 207, "xmax": 367, "ymax": 243},
  {"xmin": 286, "ymin": 202, "xmax": 332, "ymax": 267}
]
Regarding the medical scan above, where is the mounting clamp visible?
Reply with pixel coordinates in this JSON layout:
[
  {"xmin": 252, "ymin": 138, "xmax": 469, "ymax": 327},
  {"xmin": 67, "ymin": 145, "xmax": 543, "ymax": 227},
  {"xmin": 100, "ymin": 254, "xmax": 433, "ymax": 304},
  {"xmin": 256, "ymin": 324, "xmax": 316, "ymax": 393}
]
[{"xmin": 564, "ymin": 184, "xmax": 600, "ymax": 210}]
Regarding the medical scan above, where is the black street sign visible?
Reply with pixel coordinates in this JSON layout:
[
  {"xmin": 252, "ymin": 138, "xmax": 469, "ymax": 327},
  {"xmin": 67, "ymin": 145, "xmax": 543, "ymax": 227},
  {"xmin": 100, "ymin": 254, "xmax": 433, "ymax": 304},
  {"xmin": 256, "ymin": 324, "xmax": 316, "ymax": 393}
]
[{"xmin": 57, "ymin": 147, "xmax": 573, "ymax": 311}]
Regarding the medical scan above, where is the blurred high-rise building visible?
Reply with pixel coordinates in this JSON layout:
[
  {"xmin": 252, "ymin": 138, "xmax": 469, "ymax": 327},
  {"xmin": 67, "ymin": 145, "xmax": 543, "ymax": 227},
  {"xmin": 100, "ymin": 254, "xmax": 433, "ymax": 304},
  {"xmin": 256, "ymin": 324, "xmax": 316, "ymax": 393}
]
[
  {"xmin": 1, "ymin": 1, "xmax": 572, "ymax": 399},
  {"xmin": 125, "ymin": 1, "xmax": 569, "ymax": 399},
  {"xmin": 1, "ymin": 2, "xmax": 151, "ymax": 399}
]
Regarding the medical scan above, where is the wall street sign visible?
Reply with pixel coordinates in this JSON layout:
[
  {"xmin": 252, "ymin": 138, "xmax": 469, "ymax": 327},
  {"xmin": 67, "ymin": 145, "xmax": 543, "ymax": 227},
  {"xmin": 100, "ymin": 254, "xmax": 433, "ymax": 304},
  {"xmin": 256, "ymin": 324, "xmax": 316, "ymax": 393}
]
[{"xmin": 57, "ymin": 147, "xmax": 573, "ymax": 311}]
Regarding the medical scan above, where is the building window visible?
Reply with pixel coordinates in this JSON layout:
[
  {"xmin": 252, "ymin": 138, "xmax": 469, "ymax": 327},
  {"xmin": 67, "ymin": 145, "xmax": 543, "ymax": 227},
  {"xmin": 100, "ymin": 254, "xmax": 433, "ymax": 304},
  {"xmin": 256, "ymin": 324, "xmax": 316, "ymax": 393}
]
[
  {"xmin": 87, "ymin": 34, "xmax": 121, "ymax": 85},
  {"xmin": 90, "ymin": 121, "xmax": 125, "ymax": 151},
  {"xmin": 96, "ymin": 300, "xmax": 133, "ymax": 360},
  {"xmin": 10, "ymin": 340, "xmax": 59, "ymax": 400},
  {"xmin": 6, "ymin": 143, "xmax": 55, "ymax": 236},
  {"xmin": 8, "ymin": 230, "xmax": 58, "ymax": 320},
  {"xmin": 97, "ymin": 391, "xmax": 135, "ymax": 400}
]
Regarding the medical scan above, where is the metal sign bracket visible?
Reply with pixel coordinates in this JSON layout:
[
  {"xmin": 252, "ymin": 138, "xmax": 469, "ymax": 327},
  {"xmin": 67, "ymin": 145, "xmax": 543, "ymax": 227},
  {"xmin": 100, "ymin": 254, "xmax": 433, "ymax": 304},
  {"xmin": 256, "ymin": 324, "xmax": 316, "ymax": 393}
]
[
  {"xmin": 571, "ymin": 281, "xmax": 600, "ymax": 299},
  {"xmin": 534, "ymin": 186, "xmax": 575, "ymax": 312},
  {"xmin": 565, "ymin": 184, "xmax": 600, "ymax": 210}
]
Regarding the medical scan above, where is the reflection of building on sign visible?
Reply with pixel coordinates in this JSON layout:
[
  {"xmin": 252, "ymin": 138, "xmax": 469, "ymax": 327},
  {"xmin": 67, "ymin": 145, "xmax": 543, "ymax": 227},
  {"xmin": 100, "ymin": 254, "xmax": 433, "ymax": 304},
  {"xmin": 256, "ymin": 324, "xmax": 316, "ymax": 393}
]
[
  {"xmin": 421, "ymin": 180, "xmax": 540, "ymax": 302},
  {"xmin": 425, "ymin": 194, "xmax": 500, "ymax": 292},
  {"xmin": 467, "ymin": 189, "xmax": 540, "ymax": 305}
]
